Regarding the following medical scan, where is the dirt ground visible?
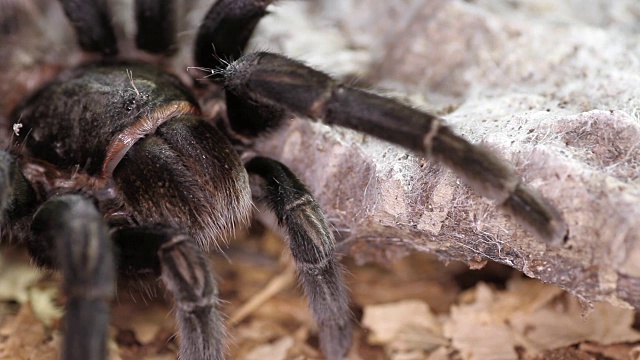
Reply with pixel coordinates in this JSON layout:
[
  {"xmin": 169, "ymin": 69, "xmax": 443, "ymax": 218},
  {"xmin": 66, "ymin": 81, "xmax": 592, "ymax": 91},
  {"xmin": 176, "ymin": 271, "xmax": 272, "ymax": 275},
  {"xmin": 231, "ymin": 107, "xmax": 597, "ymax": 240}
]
[{"xmin": 0, "ymin": 222, "xmax": 639, "ymax": 360}]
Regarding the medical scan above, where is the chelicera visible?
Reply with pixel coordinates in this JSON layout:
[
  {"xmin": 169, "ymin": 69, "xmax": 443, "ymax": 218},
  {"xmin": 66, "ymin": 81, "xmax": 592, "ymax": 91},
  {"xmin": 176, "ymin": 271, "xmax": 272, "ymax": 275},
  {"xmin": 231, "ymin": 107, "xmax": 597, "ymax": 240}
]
[{"xmin": 0, "ymin": 1, "xmax": 567, "ymax": 359}]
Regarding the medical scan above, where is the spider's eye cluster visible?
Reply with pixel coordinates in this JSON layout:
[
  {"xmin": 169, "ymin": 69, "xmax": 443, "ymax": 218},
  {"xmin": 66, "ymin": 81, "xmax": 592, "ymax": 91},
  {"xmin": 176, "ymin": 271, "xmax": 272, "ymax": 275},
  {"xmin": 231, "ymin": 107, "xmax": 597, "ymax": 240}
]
[
  {"xmin": 124, "ymin": 98, "xmax": 136, "ymax": 112},
  {"xmin": 124, "ymin": 94, "xmax": 149, "ymax": 112}
]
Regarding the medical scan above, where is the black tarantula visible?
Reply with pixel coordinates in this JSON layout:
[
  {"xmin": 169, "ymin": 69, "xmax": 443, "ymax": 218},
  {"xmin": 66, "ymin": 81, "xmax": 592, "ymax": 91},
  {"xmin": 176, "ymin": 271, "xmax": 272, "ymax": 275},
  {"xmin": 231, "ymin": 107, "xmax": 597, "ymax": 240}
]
[{"xmin": 0, "ymin": 1, "xmax": 568, "ymax": 359}]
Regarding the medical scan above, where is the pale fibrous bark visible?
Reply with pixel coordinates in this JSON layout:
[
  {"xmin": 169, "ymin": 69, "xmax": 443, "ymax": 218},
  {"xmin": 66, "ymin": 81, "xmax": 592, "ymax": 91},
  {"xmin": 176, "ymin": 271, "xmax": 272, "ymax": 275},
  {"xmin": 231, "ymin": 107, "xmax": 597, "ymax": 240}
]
[{"xmin": 250, "ymin": 0, "xmax": 640, "ymax": 310}]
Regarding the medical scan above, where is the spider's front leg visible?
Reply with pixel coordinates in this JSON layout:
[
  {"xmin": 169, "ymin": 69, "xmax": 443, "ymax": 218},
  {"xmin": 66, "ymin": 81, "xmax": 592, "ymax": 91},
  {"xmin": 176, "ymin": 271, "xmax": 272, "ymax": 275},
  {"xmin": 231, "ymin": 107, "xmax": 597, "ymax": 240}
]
[
  {"xmin": 245, "ymin": 156, "xmax": 352, "ymax": 360},
  {"xmin": 30, "ymin": 195, "xmax": 115, "ymax": 360},
  {"xmin": 30, "ymin": 200, "xmax": 225, "ymax": 360},
  {"xmin": 223, "ymin": 53, "xmax": 568, "ymax": 245}
]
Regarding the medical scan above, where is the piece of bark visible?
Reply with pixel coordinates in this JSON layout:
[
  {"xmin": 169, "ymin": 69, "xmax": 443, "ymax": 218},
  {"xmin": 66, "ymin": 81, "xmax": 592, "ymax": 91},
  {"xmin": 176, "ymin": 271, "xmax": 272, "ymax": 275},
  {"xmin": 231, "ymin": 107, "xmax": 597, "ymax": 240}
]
[{"xmin": 249, "ymin": 0, "xmax": 640, "ymax": 310}]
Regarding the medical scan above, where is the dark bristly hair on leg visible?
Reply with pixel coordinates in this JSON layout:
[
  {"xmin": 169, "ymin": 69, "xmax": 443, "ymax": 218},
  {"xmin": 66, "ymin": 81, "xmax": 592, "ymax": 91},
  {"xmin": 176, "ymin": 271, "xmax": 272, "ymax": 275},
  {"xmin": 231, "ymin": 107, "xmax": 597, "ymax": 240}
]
[
  {"xmin": 134, "ymin": 0, "xmax": 177, "ymax": 54},
  {"xmin": 245, "ymin": 156, "xmax": 352, "ymax": 360},
  {"xmin": 58, "ymin": 0, "xmax": 118, "ymax": 55}
]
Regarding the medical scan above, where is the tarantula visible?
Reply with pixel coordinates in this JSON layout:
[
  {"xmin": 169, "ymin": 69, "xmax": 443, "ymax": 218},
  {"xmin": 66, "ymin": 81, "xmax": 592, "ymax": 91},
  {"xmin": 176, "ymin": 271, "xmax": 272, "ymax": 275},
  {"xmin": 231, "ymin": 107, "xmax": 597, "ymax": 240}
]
[{"xmin": 0, "ymin": 1, "xmax": 568, "ymax": 359}]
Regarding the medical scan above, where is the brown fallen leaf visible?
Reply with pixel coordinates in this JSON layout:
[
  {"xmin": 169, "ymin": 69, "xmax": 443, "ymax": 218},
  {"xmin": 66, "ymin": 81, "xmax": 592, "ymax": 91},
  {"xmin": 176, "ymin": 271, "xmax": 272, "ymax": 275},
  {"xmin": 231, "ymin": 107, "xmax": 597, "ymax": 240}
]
[
  {"xmin": 441, "ymin": 278, "xmax": 640, "ymax": 359},
  {"xmin": 362, "ymin": 300, "xmax": 448, "ymax": 360},
  {"xmin": 123, "ymin": 302, "xmax": 177, "ymax": 346},
  {"xmin": 0, "ymin": 250, "xmax": 42, "ymax": 304},
  {"xmin": 0, "ymin": 303, "xmax": 58, "ymax": 360},
  {"xmin": 362, "ymin": 300, "xmax": 443, "ymax": 345},
  {"xmin": 241, "ymin": 336, "xmax": 295, "ymax": 360},
  {"xmin": 27, "ymin": 285, "xmax": 63, "ymax": 328},
  {"xmin": 511, "ymin": 296, "xmax": 640, "ymax": 353},
  {"xmin": 229, "ymin": 266, "xmax": 296, "ymax": 326},
  {"xmin": 444, "ymin": 283, "xmax": 520, "ymax": 360}
]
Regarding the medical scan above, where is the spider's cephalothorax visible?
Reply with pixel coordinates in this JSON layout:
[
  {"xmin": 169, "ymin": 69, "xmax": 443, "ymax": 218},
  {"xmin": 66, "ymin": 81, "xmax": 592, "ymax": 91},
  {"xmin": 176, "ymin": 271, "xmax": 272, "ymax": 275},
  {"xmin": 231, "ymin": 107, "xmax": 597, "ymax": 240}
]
[
  {"xmin": 0, "ymin": 1, "xmax": 567, "ymax": 360},
  {"xmin": 12, "ymin": 62, "xmax": 251, "ymax": 251}
]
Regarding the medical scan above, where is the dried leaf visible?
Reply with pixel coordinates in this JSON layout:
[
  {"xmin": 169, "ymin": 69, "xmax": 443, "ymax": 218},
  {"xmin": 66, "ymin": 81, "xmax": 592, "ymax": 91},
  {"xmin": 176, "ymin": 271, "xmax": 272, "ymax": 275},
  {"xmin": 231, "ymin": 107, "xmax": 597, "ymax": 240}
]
[
  {"xmin": 511, "ymin": 297, "xmax": 640, "ymax": 352},
  {"xmin": 0, "ymin": 304, "xmax": 58, "ymax": 360},
  {"xmin": 491, "ymin": 277, "xmax": 565, "ymax": 320},
  {"xmin": 242, "ymin": 336, "xmax": 294, "ymax": 360},
  {"xmin": 362, "ymin": 300, "xmax": 442, "ymax": 345},
  {"xmin": 425, "ymin": 347, "xmax": 449, "ymax": 360},
  {"xmin": 0, "ymin": 252, "xmax": 42, "ymax": 304},
  {"xmin": 28, "ymin": 286, "xmax": 63, "ymax": 327},
  {"xmin": 629, "ymin": 345, "xmax": 640, "ymax": 360},
  {"xmin": 362, "ymin": 299, "xmax": 446, "ymax": 360},
  {"xmin": 444, "ymin": 283, "xmax": 519, "ymax": 360},
  {"xmin": 442, "ymin": 278, "xmax": 640, "ymax": 358},
  {"xmin": 127, "ymin": 304, "xmax": 171, "ymax": 345}
]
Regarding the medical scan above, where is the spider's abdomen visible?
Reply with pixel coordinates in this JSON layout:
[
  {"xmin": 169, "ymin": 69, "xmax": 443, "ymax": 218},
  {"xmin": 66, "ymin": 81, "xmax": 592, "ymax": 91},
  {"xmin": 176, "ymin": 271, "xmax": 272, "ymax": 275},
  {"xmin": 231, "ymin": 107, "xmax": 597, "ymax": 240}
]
[{"xmin": 11, "ymin": 63, "xmax": 198, "ymax": 176}]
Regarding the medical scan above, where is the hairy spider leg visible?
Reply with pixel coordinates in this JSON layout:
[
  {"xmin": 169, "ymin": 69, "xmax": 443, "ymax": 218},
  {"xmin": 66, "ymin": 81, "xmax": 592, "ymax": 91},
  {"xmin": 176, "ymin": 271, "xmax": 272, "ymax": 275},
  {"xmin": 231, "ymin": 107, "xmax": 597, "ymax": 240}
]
[
  {"xmin": 134, "ymin": 0, "xmax": 177, "ymax": 54},
  {"xmin": 195, "ymin": 0, "xmax": 275, "ymax": 76},
  {"xmin": 30, "ymin": 195, "xmax": 115, "ymax": 360},
  {"xmin": 222, "ymin": 52, "xmax": 569, "ymax": 246},
  {"xmin": 246, "ymin": 157, "xmax": 352, "ymax": 360},
  {"xmin": 113, "ymin": 225, "xmax": 225, "ymax": 360},
  {"xmin": 195, "ymin": 3, "xmax": 355, "ymax": 358},
  {"xmin": 59, "ymin": 0, "xmax": 180, "ymax": 56},
  {"xmin": 58, "ymin": 0, "xmax": 118, "ymax": 55},
  {"xmin": 0, "ymin": 151, "xmax": 15, "ymax": 220},
  {"xmin": 29, "ymin": 198, "xmax": 225, "ymax": 360},
  {"xmin": 195, "ymin": 4, "xmax": 356, "ymax": 358}
]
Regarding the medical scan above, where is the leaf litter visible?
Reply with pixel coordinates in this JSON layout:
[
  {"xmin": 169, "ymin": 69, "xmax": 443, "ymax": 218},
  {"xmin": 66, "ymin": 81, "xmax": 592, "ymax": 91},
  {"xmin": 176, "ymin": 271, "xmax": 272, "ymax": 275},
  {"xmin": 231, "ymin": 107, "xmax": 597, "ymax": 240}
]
[{"xmin": 0, "ymin": 225, "xmax": 639, "ymax": 359}]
